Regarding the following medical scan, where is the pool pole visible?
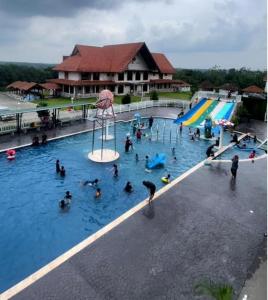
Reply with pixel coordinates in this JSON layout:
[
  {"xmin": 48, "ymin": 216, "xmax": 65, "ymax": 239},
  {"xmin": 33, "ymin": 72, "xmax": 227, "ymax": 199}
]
[
  {"xmin": 101, "ymin": 118, "xmax": 104, "ymax": 160},
  {"xmin": 92, "ymin": 120, "xmax": 96, "ymax": 154},
  {"xmin": 169, "ymin": 128, "xmax": 172, "ymax": 143},
  {"xmin": 219, "ymin": 126, "xmax": 224, "ymax": 148}
]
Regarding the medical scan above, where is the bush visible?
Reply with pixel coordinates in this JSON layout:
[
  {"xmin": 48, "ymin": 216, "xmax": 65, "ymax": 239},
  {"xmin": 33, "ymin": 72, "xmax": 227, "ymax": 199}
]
[
  {"xmin": 121, "ymin": 94, "xmax": 131, "ymax": 104},
  {"xmin": 150, "ymin": 90, "xmax": 159, "ymax": 100}
]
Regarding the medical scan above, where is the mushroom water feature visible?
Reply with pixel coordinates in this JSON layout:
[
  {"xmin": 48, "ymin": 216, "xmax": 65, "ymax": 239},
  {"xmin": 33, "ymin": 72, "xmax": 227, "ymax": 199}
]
[{"xmin": 88, "ymin": 89, "xmax": 119, "ymax": 163}]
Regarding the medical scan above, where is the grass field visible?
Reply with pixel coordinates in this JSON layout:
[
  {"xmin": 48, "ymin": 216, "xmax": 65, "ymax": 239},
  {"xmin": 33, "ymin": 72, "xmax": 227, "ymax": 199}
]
[
  {"xmin": 33, "ymin": 92, "xmax": 191, "ymax": 108},
  {"xmin": 157, "ymin": 91, "xmax": 192, "ymax": 100}
]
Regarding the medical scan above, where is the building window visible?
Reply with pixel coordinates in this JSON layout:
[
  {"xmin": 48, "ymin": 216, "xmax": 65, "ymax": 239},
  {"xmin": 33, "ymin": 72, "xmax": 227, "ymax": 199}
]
[
  {"xmin": 70, "ymin": 86, "xmax": 74, "ymax": 94},
  {"xmin": 64, "ymin": 72, "xmax": 68, "ymax": 79},
  {"xmin": 143, "ymin": 72, "xmax": 148, "ymax": 80},
  {"xmin": 118, "ymin": 85, "xmax": 124, "ymax": 94},
  {"xmin": 135, "ymin": 72, "xmax": 140, "ymax": 81},
  {"xmin": 118, "ymin": 73, "xmax": 124, "ymax": 81},
  {"xmin": 143, "ymin": 84, "xmax": 148, "ymax": 92},
  {"xmin": 95, "ymin": 86, "xmax": 99, "ymax": 93},
  {"xmin": 127, "ymin": 71, "xmax": 133, "ymax": 81},
  {"xmin": 160, "ymin": 74, "xmax": 163, "ymax": 79},
  {"xmin": 64, "ymin": 85, "xmax": 69, "ymax": 93},
  {"xmin": 81, "ymin": 73, "xmax": 91, "ymax": 80},
  {"xmin": 85, "ymin": 86, "xmax": 91, "ymax": 93},
  {"xmin": 110, "ymin": 85, "xmax": 115, "ymax": 92},
  {"xmin": 93, "ymin": 73, "xmax": 99, "ymax": 80}
]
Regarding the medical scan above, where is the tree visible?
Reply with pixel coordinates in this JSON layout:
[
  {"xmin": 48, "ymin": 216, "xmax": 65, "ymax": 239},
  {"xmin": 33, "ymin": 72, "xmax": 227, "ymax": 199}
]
[
  {"xmin": 150, "ymin": 90, "xmax": 159, "ymax": 100},
  {"xmin": 194, "ymin": 280, "xmax": 234, "ymax": 300},
  {"xmin": 121, "ymin": 94, "xmax": 131, "ymax": 104}
]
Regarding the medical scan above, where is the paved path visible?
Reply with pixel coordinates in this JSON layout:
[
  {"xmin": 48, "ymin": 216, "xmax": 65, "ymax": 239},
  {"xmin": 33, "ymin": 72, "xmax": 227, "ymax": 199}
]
[
  {"xmin": 9, "ymin": 158, "xmax": 266, "ymax": 300},
  {"xmin": 0, "ymin": 93, "xmax": 36, "ymax": 110}
]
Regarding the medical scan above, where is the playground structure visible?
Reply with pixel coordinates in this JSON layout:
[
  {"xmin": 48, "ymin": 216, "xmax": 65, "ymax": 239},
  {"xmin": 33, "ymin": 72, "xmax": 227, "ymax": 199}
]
[
  {"xmin": 146, "ymin": 153, "xmax": 166, "ymax": 169},
  {"xmin": 88, "ymin": 90, "xmax": 119, "ymax": 163}
]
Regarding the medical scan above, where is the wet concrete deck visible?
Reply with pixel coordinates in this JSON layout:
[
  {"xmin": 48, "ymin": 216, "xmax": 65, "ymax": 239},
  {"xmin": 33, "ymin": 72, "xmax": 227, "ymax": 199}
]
[{"xmin": 10, "ymin": 157, "xmax": 267, "ymax": 300}]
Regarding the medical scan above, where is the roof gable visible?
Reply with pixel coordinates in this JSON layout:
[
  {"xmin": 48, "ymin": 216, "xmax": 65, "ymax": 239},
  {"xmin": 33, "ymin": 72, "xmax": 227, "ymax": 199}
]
[
  {"xmin": 151, "ymin": 53, "xmax": 175, "ymax": 74},
  {"xmin": 54, "ymin": 42, "xmax": 174, "ymax": 73}
]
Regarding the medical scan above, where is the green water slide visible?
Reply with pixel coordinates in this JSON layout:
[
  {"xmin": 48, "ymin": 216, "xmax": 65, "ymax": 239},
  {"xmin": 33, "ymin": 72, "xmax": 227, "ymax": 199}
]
[{"xmin": 189, "ymin": 100, "xmax": 218, "ymax": 127}]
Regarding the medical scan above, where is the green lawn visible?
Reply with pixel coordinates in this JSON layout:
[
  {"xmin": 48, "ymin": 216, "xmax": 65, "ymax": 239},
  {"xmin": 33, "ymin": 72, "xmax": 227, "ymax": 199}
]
[
  {"xmin": 33, "ymin": 92, "xmax": 190, "ymax": 109},
  {"xmin": 157, "ymin": 91, "xmax": 192, "ymax": 100}
]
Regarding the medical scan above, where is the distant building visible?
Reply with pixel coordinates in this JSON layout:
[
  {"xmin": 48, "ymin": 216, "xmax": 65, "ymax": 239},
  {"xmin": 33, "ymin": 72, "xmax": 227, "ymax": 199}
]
[
  {"xmin": 218, "ymin": 83, "xmax": 239, "ymax": 96},
  {"xmin": 49, "ymin": 42, "xmax": 190, "ymax": 97},
  {"xmin": 198, "ymin": 80, "xmax": 215, "ymax": 92}
]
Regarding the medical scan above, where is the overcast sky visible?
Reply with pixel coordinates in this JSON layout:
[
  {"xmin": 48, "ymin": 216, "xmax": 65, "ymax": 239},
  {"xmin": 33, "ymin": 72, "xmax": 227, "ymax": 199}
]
[{"xmin": 0, "ymin": 0, "xmax": 266, "ymax": 69}]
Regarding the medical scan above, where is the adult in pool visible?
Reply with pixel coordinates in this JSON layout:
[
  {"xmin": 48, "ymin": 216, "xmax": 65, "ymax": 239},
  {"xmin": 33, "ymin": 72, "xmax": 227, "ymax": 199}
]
[
  {"xmin": 124, "ymin": 181, "xmax": 133, "ymax": 193},
  {"xmin": 113, "ymin": 164, "xmax": 118, "ymax": 177},
  {"xmin": 56, "ymin": 159, "xmax": 60, "ymax": 173},
  {"xmin": 135, "ymin": 153, "xmax": 139, "ymax": 162},
  {"xmin": 60, "ymin": 166, "xmax": 66, "ymax": 177},
  {"xmin": 149, "ymin": 116, "xmax": 154, "ymax": 128},
  {"xmin": 125, "ymin": 136, "xmax": 133, "ymax": 152}
]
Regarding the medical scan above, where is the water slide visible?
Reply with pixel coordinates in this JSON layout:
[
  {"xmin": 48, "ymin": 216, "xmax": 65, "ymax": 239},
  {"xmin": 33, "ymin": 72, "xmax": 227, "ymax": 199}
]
[
  {"xmin": 183, "ymin": 99, "xmax": 215, "ymax": 126},
  {"xmin": 174, "ymin": 98, "xmax": 236, "ymax": 127},
  {"xmin": 174, "ymin": 98, "xmax": 207, "ymax": 124},
  {"xmin": 214, "ymin": 102, "xmax": 234, "ymax": 120},
  {"xmin": 186, "ymin": 100, "xmax": 218, "ymax": 127}
]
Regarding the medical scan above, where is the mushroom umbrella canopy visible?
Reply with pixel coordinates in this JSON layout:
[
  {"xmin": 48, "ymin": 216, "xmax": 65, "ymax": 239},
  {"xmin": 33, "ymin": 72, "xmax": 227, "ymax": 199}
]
[{"xmin": 96, "ymin": 89, "xmax": 114, "ymax": 110}]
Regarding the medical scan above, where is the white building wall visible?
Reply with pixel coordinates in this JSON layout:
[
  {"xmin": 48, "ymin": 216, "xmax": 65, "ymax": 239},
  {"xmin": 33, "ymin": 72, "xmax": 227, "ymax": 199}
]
[
  {"xmin": 163, "ymin": 74, "xmax": 172, "ymax": 80},
  {"xmin": 149, "ymin": 73, "xmax": 160, "ymax": 80},
  {"xmin": 127, "ymin": 53, "xmax": 149, "ymax": 71},
  {"xmin": 68, "ymin": 72, "xmax": 81, "ymax": 80},
  {"xmin": 58, "ymin": 72, "xmax": 65, "ymax": 79}
]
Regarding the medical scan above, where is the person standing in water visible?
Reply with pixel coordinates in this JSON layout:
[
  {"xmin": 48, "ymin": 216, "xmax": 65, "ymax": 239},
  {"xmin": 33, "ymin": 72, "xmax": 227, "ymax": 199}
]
[
  {"xmin": 149, "ymin": 116, "xmax": 154, "ymax": 128},
  {"xmin": 56, "ymin": 160, "xmax": 60, "ymax": 173},
  {"xmin": 179, "ymin": 122, "xmax": 183, "ymax": 134},
  {"xmin": 113, "ymin": 164, "xmax": 118, "ymax": 177}
]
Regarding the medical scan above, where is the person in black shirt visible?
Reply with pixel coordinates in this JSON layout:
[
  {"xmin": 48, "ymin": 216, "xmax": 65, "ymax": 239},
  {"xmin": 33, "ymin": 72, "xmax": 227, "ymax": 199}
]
[
  {"xmin": 124, "ymin": 181, "xmax": 133, "ymax": 193},
  {"xmin": 143, "ymin": 180, "xmax": 156, "ymax": 205}
]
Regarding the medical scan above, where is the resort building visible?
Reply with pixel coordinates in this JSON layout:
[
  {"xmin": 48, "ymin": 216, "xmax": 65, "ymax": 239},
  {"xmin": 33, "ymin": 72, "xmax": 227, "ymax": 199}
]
[{"xmin": 49, "ymin": 42, "xmax": 190, "ymax": 98}]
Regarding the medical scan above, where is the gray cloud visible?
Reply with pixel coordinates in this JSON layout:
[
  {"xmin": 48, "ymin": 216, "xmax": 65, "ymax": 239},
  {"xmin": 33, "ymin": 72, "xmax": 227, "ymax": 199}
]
[{"xmin": 0, "ymin": 0, "xmax": 165, "ymax": 17}]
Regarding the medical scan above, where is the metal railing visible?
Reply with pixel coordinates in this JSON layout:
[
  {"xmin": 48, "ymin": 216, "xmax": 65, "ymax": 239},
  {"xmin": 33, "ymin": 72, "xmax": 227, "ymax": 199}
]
[{"xmin": 0, "ymin": 99, "xmax": 186, "ymax": 135}]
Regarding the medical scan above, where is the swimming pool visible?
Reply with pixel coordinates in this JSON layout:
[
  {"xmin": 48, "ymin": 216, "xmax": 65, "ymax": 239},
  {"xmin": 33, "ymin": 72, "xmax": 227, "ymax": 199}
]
[{"xmin": 0, "ymin": 118, "xmax": 254, "ymax": 292}]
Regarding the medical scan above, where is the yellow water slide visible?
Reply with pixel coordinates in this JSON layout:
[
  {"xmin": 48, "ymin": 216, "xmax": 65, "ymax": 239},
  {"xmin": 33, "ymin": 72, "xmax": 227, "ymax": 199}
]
[{"xmin": 183, "ymin": 99, "xmax": 213, "ymax": 126}]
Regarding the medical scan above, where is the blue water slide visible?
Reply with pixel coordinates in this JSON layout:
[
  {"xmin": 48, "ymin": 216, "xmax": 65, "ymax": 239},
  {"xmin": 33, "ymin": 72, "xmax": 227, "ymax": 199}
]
[
  {"xmin": 174, "ymin": 98, "xmax": 207, "ymax": 124},
  {"xmin": 223, "ymin": 103, "xmax": 235, "ymax": 120},
  {"xmin": 147, "ymin": 153, "xmax": 166, "ymax": 169},
  {"xmin": 214, "ymin": 103, "xmax": 232, "ymax": 120}
]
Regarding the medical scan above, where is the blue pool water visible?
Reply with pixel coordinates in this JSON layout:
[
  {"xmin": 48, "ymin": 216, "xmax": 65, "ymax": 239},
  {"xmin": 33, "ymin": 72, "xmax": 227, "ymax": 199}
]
[{"xmin": 0, "ymin": 118, "xmax": 263, "ymax": 292}]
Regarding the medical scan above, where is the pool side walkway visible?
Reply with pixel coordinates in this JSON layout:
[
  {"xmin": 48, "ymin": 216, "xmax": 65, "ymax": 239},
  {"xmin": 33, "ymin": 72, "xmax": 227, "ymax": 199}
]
[
  {"xmin": 7, "ymin": 157, "xmax": 266, "ymax": 300},
  {"xmin": 0, "ymin": 107, "xmax": 179, "ymax": 151}
]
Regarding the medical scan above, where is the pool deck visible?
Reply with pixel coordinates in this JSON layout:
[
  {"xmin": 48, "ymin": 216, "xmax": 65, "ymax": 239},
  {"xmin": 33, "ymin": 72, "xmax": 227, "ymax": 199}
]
[
  {"xmin": 5, "ymin": 156, "xmax": 266, "ymax": 300},
  {"xmin": 0, "ymin": 107, "xmax": 178, "ymax": 151}
]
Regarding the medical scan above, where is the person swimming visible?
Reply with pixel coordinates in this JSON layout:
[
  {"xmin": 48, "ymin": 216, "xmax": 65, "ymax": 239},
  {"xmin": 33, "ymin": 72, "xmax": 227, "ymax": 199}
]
[
  {"xmin": 135, "ymin": 153, "xmax": 139, "ymax": 162},
  {"xmin": 124, "ymin": 181, "xmax": 133, "ymax": 193},
  {"xmin": 59, "ymin": 191, "xmax": 72, "ymax": 209},
  {"xmin": 64, "ymin": 191, "xmax": 72, "ymax": 204},
  {"xmin": 83, "ymin": 179, "xmax": 99, "ymax": 186},
  {"xmin": 95, "ymin": 188, "xmax": 101, "ymax": 198}
]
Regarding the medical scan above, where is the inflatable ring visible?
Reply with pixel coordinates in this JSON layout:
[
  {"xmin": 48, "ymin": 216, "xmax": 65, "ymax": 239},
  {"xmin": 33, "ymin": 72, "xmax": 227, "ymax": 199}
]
[
  {"xmin": 6, "ymin": 149, "xmax": 16, "ymax": 156},
  {"xmin": 161, "ymin": 177, "xmax": 169, "ymax": 184}
]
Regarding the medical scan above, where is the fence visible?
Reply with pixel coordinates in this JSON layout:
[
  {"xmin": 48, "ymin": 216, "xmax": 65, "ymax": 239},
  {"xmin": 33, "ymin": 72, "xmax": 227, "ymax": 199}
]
[{"xmin": 0, "ymin": 99, "xmax": 187, "ymax": 135}]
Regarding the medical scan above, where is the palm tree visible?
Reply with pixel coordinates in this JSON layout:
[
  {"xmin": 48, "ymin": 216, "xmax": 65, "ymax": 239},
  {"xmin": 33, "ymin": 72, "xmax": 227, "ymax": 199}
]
[{"xmin": 194, "ymin": 280, "xmax": 234, "ymax": 300}]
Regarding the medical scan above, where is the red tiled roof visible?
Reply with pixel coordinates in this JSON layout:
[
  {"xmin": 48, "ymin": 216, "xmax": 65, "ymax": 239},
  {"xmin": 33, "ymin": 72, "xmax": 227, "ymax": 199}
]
[
  {"xmin": 7, "ymin": 81, "xmax": 40, "ymax": 91},
  {"xmin": 49, "ymin": 79, "xmax": 116, "ymax": 86},
  {"xmin": 54, "ymin": 42, "xmax": 175, "ymax": 74},
  {"xmin": 242, "ymin": 85, "xmax": 263, "ymax": 94},
  {"xmin": 40, "ymin": 82, "xmax": 61, "ymax": 90},
  {"xmin": 151, "ymin": 53, "xmax": 175, "ymax": 74},
  {"xmin": 150, "ymin": 79, "xmax": 190, "ymax": 86}
]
